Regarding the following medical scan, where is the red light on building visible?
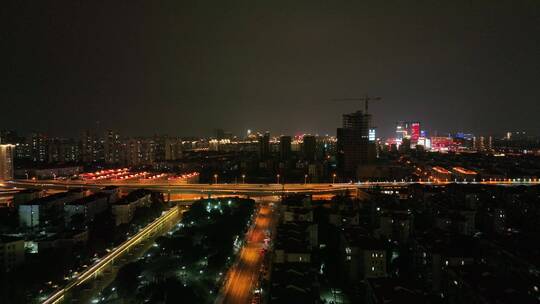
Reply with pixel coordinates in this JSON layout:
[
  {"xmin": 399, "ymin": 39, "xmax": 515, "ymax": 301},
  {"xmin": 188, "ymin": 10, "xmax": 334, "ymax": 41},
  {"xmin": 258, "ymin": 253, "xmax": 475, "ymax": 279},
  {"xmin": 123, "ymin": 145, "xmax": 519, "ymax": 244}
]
[
  {"xmin": 431, "ymin": 137, "xmax": 457, "ymax": 152},
  {"xmin": 411, "ymin": 122, "xmax": 420, "ymax": 143}
]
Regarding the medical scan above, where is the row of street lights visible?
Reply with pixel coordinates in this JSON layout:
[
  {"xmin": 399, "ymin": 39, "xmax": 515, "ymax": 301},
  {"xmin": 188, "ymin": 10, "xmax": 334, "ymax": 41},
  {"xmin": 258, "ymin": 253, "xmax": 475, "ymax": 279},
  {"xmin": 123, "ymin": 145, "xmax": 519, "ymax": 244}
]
[
  {"xmin": 214, "ymin": 174, "xmax": 247, "ymax": 184},
  {"xmin": 212, "ymin": 173, "xmax": 338, "ymax": 184}
]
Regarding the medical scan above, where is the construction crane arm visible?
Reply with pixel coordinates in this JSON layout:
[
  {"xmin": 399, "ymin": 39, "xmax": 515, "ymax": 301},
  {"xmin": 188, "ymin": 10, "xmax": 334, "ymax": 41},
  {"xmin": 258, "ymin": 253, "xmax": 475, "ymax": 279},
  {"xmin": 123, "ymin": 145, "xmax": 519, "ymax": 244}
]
[{"xmin": 332, "ymin": 95, "xmax": 382, "ymax": 114}]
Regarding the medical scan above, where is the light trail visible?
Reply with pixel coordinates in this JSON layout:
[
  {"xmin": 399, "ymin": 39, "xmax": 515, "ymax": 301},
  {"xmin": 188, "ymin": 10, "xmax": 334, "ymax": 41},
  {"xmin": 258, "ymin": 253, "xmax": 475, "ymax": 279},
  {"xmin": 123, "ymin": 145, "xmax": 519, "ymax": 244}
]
[
  {"xmin": 41, "ymin": 206, "xmax": 181, "ymax": 304},
  {"xmin": 8, "ymin": 179, "xmax": 540, "ymax": 196},
  {"xmin": 220, "ymin": 202, "xmax": 276, "ymax": 304}
]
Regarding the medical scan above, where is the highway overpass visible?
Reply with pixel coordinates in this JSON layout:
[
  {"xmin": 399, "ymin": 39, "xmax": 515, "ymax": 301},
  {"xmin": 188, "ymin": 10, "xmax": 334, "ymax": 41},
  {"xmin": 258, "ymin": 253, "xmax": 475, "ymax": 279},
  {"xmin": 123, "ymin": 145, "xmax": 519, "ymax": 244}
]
[
  {"xmin": 4, "ymin": 178, "xmax": 540, "ymax": 197},
  {"xmin": 5, "ymin": 180, "xmax": 360, "ymax": 196}
]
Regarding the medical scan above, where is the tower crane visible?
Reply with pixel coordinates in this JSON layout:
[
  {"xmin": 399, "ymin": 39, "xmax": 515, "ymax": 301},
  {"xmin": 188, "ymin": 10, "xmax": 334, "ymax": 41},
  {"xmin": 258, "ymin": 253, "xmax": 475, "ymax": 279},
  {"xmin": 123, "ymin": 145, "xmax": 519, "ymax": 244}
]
[{"xmin": 332, "ymin": 95, "xmax": 382, "ymax": 114}]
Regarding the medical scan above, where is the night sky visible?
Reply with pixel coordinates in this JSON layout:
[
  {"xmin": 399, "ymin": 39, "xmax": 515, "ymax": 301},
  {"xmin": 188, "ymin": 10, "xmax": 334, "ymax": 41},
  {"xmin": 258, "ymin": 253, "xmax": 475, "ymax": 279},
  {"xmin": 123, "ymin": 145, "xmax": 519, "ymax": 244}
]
[{"xmin": 2, "ymin": 0, "xmax": 539, "ymax": 138}]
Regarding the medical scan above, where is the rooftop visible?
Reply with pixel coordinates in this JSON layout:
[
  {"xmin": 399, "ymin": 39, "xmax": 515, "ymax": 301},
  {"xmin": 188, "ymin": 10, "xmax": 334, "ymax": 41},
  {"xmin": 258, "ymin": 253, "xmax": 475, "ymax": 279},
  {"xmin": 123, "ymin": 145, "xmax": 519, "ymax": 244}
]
[
  {"xmin": 367, "ymin": 277, "xmax": 427, "ymax": 304},
  {"xmin": 66, "ymin": 192, "xmax": 110, "ymax": 205},
  {"xmin": 342, "ymin": 227, "xmax": 386, "ymax": 250},
  {"xmin": 21, "ymin": 190, "xmax": 81, "ymax": 205}
]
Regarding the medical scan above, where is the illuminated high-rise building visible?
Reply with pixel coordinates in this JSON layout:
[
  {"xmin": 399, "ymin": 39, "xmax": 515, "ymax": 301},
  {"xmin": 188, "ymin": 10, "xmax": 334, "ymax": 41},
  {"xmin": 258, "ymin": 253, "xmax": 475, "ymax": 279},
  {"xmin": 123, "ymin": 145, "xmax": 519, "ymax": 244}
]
[
  {"xmin": 104, "ymin": 130, "xmax": 122, "ymax": 164},
  {"xmin": 410, "ymin": 122, "xmax": 421, "ymax": 145},
  {"xmin": 0, "ymin": 144, "xmax": 15, "ymax": 180},
  {"xmin": 30, "ymin": 133, "xmax": 48, "ymax": 163},
  {"xmin": 369, "ymin": 128, "xmax": 376, "ymax": 142},
  {"xmin": 81, "ymin": 130, "xmax": 103, "ymax": 163},
  {"xmin": 47, "ymin": 138, "xmax": 80, "ymax": 163},
  {"xmin": 396, "ymin": 121, "xmax": 421, "ymax": 147},
  {"xmin": 395, "ymin": 121, "xmax": 409, "ymax": 140},
  {"xmin": 473, "ymin": 136, "xmax": 493, "ymax": 152}
]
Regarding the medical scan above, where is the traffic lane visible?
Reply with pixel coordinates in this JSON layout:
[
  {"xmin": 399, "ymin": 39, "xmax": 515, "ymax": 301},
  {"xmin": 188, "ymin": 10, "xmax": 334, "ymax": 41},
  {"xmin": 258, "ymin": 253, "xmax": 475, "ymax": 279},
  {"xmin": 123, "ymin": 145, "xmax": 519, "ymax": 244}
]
[{"xmin": 222, "ymin": 204, "xmax": 271, "ymax": 304}]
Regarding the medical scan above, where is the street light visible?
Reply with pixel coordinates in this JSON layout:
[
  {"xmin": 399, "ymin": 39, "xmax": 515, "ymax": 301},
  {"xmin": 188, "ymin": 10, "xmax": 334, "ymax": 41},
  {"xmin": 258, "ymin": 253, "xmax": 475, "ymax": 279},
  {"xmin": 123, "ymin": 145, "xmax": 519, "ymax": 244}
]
[
  {"xmin": 214, "ymin": 174, "xmax": 218, "ymax": 184},
  {"xmin": 242, "ymin": 174, "xmax": 246, "ymax": 184},
  {"xmin": 332, "ymin": 173, "xmax": 337, "ymax": 184},
  {"xmin": 276, "ymin": 174, "xmax": 280, "ymax": 184},
  {"xmin": 304, "ymin": 174, "xmax": 308, "ymax": 184}
]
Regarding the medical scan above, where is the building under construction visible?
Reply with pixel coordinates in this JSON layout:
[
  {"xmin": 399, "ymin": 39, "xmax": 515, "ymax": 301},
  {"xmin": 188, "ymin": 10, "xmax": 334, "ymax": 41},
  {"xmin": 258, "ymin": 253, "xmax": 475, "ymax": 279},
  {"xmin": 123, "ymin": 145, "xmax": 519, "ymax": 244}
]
[{"xmin": 337, "ymin": 110, "xmax": 374, "ymax": 179}]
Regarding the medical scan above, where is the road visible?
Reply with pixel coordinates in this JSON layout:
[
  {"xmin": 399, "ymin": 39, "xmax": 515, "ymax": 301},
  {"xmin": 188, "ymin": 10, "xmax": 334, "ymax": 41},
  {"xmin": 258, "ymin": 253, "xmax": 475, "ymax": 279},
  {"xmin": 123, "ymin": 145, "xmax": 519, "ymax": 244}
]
[
  {"xmin": 221, "ymin": 201, "xmax": 277, "ymax": 304},
  {"xmin": 42, "ymin": 205, "xmax": 183, "ymax": 304},
  {"xmin": 6, "ymin": 179, "xmax": 540, "ymax": 198},
  {"xmin": 7, "ymin": 180, "xmax": 360, "ymax": 195}
]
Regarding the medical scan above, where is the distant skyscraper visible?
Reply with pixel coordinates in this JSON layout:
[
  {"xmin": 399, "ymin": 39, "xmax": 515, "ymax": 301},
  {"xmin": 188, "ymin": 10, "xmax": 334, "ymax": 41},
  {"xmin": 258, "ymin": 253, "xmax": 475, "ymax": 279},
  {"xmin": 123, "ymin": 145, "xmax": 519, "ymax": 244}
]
[
  {"xmin": 396, "ymin": 121, "xmax": 421, "ymax": 147},
  {"xmin": 104, "ymin": 130, "xmax": 122, "ymax": 164},
  {"xmin": 410, "ymin": 122, "xmax": 420, "ymax": 145},
  {"xmin": 30, "ymin": 133, "xmax": 48, "ymax": 163},
  {"xmin": 47, "ymin": 138, "xmax": 61, "ymax": 163},
  {"xmin": 165, "ymin": 137, "xmax": 183, "ymax": 161},
  {"xmin": 302, "ymin": 135, "xmax": 316, "ymax": 161},
  {"xmin": 124, "ymin": 138, "xmax": 156, "ymax": 166},
  {"xmin": 0, "ymin": 130, "xmax": 19, "ymax": 144},
  {"xmin": 152, "ymin": 135, "xmax": 167, "ymax": 162},
  {"xmin": 259, "ymin": 132, "xmax": 270, "ymax": 159},
  {"xmin": 48, "ymin": 138, "xmax": 79, "ymax": 163},
  {"xmin": 61, "ymin": 139, "xmax": 81, "ymax": 163},
  {"xmin": 369, "ymin": 128, "xmax": 376, "ymax": 142},
  {"xmin": 81, "ymin": 130, "xmax": 102, "ymax": 163},
  {"xmin": 215, "ymin": 128, "xmax": 226, "ymax": 140},
  {"xmin": 395, "ymin": 121, "xmax": 409, "ymax": 140},
  {"xmin": 279, "ymin": 136, "xmax": 292, "ymax": 160},
  {"xmin": 0, "ymin": 144, "xmax": 15, "ymax": 180},
  {"xmin": 337, "ymin": 110, "xmax": 372, "ymax": 178},
  {"xmin": 473, "ymin": 136, "xmax": 493, "ymax": 152}
]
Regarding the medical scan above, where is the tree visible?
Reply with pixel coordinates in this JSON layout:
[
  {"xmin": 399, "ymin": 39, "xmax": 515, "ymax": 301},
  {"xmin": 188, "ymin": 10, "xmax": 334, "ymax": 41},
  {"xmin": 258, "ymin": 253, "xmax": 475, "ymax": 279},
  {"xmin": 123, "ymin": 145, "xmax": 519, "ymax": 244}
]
[{"xmin": 115, "ymin": 262, "xmax": 142, "ymax": 299}]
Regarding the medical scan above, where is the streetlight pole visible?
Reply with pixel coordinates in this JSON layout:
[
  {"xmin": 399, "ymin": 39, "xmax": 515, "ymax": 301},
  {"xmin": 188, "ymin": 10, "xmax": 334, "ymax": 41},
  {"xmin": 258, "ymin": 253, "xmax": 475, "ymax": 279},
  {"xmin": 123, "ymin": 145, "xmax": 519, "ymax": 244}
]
[
  {"xmin": 332, "ymin": 173, "xmax": 336, "ymax": 184},
  {"xmin": 276, "ymin": 174, "xmax": 280, "ymax": 184},
  {"xmin": 304, "ymin": 174, "xmax": 308, "ymax": 184},
  {"xmin": 242, "ymin": 174, "xmax": 246, "ymax": 184},
  {"xmin": 214, "ymin": 174, "xmax": 218, "ymax": 184}
]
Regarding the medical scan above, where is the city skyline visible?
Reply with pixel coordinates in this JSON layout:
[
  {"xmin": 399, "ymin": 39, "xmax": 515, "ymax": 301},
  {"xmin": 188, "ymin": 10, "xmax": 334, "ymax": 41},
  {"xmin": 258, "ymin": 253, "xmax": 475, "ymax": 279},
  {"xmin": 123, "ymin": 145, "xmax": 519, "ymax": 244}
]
[
  {"xmin": 1, "ymin": 124, "xmax": 535, "ymax": 141},
  {"xmin": 2, "ymin": 1, "xmax": 540, "ymax": 137}
]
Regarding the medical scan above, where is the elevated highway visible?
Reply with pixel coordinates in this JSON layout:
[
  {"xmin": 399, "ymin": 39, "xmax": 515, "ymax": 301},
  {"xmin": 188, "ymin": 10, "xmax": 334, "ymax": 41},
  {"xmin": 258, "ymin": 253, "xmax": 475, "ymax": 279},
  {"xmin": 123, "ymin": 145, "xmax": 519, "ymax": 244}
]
[
  {"xmin": 5, "ymin": 178, "xmax": 540, "ymax": 197},
  {"xmin": 6, "ymin": 180, "xmax": 360, "ymax": 196}
]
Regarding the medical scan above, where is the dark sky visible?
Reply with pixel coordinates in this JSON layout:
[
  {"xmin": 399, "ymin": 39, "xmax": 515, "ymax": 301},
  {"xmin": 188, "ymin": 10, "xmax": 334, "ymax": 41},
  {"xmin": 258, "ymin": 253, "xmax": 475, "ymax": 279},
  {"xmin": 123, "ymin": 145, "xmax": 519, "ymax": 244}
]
[{"xmin": 2, "ymin": 0, "xmax": 539, "ymax": 138}]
